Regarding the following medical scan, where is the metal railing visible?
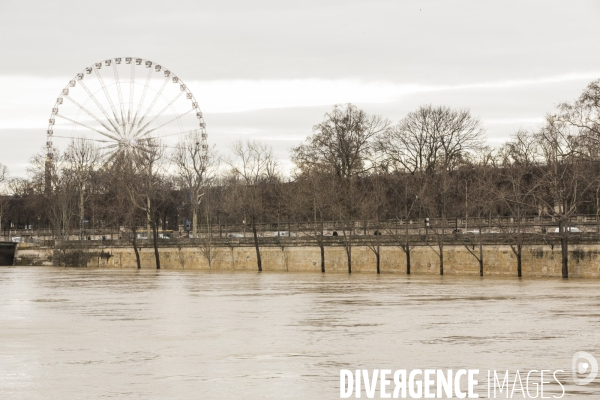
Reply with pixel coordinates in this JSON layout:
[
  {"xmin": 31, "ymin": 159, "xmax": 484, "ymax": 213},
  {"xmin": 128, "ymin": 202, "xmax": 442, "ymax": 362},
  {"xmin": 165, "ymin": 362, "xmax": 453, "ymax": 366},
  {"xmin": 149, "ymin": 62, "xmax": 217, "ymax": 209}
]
[
  {"xmin": 46, "ymin": 231, "xmax": 600, "ymax": 250},
  {"xmin": 6, "ymin": 214, "xmax": 600, "ymax": 248}
]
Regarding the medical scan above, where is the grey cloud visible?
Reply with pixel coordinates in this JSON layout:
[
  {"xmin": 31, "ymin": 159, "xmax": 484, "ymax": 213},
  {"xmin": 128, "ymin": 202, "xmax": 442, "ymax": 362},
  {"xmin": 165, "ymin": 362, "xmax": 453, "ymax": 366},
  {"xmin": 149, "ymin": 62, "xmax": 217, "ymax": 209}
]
[
  {"xmin": 2, "ymin": 0, "xmax": 599, "ymax": 176},
  {"xmin": 1, "ymin": 1, "xmax": 598, "ymax": 83},
  {"xmin": 0, "ymin": 75, "xmax": 593, "ymax": 178}
]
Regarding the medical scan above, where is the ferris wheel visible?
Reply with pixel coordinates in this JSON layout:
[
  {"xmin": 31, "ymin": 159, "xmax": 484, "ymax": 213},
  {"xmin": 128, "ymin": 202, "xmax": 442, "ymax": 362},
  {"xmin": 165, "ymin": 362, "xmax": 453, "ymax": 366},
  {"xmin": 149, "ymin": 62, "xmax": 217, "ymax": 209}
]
[{"xmin": 46, "ymin": 57, "xmax": 207, "ymax": 162}]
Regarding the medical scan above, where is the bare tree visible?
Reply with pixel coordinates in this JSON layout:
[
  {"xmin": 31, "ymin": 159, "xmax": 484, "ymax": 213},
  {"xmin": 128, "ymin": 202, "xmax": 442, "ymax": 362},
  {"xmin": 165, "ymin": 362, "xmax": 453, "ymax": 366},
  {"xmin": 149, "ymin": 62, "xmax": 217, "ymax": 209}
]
[
  {"xmin": 24, "ymin": 148, "xmax": 89, "ymax": 265},
  {"xmin": 420, "ymin": 175, "xmax": 447, "ymax": 275},
  {"xmin": 0, "ymin": 163, "xmax": 6, "ymax": 186},
  {"xmin": 226, "ymin": 139, "xmax": 279, "ymax": 272},
  {"xmin": 124, "ymin": 141, "xmax": 168, "ymax": 269},
  {"xmin": 8, "ymin": 177, "xmax": 40, "ymax": 236},
  {"xmin": 357, "ymin": 169, "xmax": 388, "ymax": 273},
  {"xmin": 376, "ymin": 105, "xmax": 485, "ymax": 275},
  {"xmin": 554, "ymin": 79, "xmax": 600, "ymax": 229},
  {"xmin": 106, "ymin": 157, "xmax": 144, "ymax": 269},
  {"xmin": 172, "ymin": 131, "xmax": 219, "ymax": 239},
  {"xmin": 555, "ymin": 79, "xmax": 600, "ymax": 147},
  {"xmin": 126, "ymin": 218, "xmax": 143, "ymax": 269},
  {"xmin": 461, "ymin": 149, "xmax": 498, "ymax": 276},
  {"xmin": 28, "ymin": 148, "xmax": 76, "ymax": 243},
  {"xmin": 384, "ymin": 173, "xmax": 423, "ymax": 275},
  {"xmin": 292, "ymin": 103, "xmax": 390, "ymax": 180},
  {"xmin": 293, "ymin": 171, "xmax": 331, "ymax": 272},
  {"xmin": 324, "ymin": 177, "xmax": 360, "ymax": 273},
  {"xmin": 535, "ymin": 118, "xmax": 598, "ymax": 278},
  {"xmin": 495, "ymin": 130, "xmax": 540, "ymax": 277},
  {"xmin": 64, "ymin": 138, "xmax": 100, "ymax": 240},
  {"xmin": 292, "ymin": 104, "xmax": 389, "ymax": 273},
  {"xmin": 199, "ymin": 237, "xmax": 217, "ymax": 270},
  {"xmin": 376, "ymin": 104, "xmax": 484, "ymax": 174}
]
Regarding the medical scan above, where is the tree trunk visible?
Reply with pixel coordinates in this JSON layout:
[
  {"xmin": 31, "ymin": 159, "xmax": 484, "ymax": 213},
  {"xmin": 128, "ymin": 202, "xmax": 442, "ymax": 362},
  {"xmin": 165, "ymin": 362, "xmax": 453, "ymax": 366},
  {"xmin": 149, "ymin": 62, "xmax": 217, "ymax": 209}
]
[
  {"xmin": 404, "ymin": 221, "xmax": 411, "ymax": 274},
  {"xmin": 131, "ymin": 227, "xmax": 141, "ymax": 269},
  {"xmin": 319, "ymin": 213, "xmax": 325, "ymax": 273},
  {"xmin": 79, "ymin": 187, "xmax": 84, "ymax": 241},
  {"xmin": 146, "ymin": 198, "xmax": 151, "ymax": 240},
  {"xmin": 517, "ymin": 245, "xmax": 522, "ymax": 278},
  {"xmin": 252, "ymin": 218, "xmax": 262, "ymax": 272},
  {"xmin": 206, "ymin": 191, "xmax": 212, "ymax": 239},
  {"xmin": 320, "ymin": 242, "xmax": 325, "ymax": 273},
  {"xmin": 346, "ymin": 241, "xmax": 352, "ymax": 274},
  {"xmin": 478, "ymin": 225, "xmax": 483, "ymax": 277},
  {"xmin": 438, "ymin": 233, "xmax": 444, "ymax": 275},
  {"xmin": 561, "ymin": 235, "xmax": 568, "ymax": 279},
  {"xmin": 376, "ymin": 246, "xmax": 380, "ymax": 274},
  {"xmin": 152, "ymin": 221, "xmax": 160, "ymax": 269},
  {"xmin": 192, "ymin": 207, "xmax": 198, "ymax": 239}
]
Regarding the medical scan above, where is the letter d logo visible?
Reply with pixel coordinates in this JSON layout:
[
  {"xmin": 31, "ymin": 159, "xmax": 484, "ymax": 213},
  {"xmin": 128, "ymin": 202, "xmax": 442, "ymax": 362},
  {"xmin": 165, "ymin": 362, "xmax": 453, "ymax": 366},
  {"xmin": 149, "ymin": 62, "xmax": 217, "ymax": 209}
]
[{"xmin": 572, "ymin": 351, "xmax": 598, "ymax": 385}]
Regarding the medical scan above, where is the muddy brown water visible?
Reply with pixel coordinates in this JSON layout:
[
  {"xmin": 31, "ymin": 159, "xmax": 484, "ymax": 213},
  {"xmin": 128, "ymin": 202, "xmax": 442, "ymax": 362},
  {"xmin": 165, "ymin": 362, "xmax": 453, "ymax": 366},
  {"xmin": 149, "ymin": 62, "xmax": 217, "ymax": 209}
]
[{"xmin": 1, "ymin": 267, "xmax": 599, "ymax": 399}]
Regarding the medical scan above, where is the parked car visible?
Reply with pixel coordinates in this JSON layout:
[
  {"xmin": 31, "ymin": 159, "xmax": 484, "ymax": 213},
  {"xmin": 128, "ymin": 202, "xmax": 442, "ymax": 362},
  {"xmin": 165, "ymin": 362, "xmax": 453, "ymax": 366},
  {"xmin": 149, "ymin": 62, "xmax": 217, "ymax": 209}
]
[
  {"xmin": 11, "ymin": 236, "xmax": 21, "ymax": 243},
  {"xmin": 553, "ymin": 227, "xmax": 581, "ymax": 233},
  {"xmin": 228, "ymin": 233, "xmax": 244, "ymax": 238},
  {"xmin": 273, "ymin": 231, "xmax": 296, "ymax": 237},
  {"xmin": 464, "ymin": 230, "xmax": 500, "ymax": 234}
]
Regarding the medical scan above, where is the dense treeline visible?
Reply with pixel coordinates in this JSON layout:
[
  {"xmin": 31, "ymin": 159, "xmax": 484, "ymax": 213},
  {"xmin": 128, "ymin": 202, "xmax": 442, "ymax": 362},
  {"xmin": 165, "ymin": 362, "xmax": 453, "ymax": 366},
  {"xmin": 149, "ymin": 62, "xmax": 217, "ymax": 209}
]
[{"xmin": 1, "ymin": 79, "xmax": 600, "ymax": 277}]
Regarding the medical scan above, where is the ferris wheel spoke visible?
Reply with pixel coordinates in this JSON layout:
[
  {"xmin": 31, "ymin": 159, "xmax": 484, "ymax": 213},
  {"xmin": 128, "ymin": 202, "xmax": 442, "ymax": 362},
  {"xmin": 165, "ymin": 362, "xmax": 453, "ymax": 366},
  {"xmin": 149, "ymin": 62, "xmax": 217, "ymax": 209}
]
[
  {"xmin": 99, "ymin": 143, "xmax": 120, "ymax": 150},
  {"xmin": 64, "ymin": 95, "xmax": 117, "ymax": 134},
  {"xmin": 113, "ymin": 63, "xmax": 126, "ymax": 133},
  {"xmin": 103, "ymin": 150, "xmax": 120, "ymax": 166},
  {"xmin": 142, "ymin": 128, "xmax": 202, "ymax": 142},
  {"xmin": 136, "ymin": 137, "xmax": 160, "ymax": 146},
  {"xmin": 79, "ymin": 80, "xmax": 122, "ymax": 134},
  {"xmin": 135, "ymin": 76, "xmax": 170, "ymax": 132},
  {"xmin": 131, "ymin": 67, "xmax": 153, "ymax": 132},
  {"xmin": 127, "ymin": 62, "xmax": 135, "ymax": 127},
  {"xmin": 135, "ymin": 145, "xmax": 158, "ymax": 155},
  {"xmin": 51, "ymin": 135, "xmax": 110, "ymax": 144},
  {"xmin": 94, "ymin": 68, "xmax": 122, "ymax": 129},
  {"xmin": 134, "ymin": 90, "xmax": 185, "ymax": 136},
  {"xmin": 55, "ymin": 113, "xmax": 121, "ymax": 142},
  {"xmin": 134, "ymin": 108, "xmax": 194, "ymax": 139}
]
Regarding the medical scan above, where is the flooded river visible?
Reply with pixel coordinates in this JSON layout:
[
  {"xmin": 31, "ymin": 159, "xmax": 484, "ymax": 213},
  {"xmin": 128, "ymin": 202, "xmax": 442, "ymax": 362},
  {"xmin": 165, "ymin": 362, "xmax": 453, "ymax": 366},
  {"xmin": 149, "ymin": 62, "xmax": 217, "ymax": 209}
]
[{"xmin": 1, "ymin": 267, "xmax": 599, "ymax": 399}]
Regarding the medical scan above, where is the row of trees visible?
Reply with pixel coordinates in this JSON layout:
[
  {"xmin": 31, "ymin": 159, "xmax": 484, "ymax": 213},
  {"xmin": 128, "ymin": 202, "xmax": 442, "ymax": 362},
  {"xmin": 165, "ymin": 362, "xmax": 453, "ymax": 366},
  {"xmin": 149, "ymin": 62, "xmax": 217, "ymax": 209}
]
[{"xmin": 1, "ymin": 79, "xmax": 600, "ymax": 277}]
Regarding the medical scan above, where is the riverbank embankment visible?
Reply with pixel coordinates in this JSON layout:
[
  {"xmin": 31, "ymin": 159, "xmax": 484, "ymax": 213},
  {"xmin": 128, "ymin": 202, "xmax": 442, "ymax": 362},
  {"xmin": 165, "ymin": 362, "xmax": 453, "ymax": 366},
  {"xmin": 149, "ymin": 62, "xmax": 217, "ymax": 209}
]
[{"xmin": 13, "ymin": 236, "xmax": 600, "ymax": 277}]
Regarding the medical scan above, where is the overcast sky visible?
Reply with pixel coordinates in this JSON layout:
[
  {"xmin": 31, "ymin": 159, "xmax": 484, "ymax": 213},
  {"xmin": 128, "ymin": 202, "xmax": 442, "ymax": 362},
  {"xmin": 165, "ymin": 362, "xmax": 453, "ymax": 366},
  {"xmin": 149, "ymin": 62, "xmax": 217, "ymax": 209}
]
[{"xmin": 1, "ymin": 0, "xmax": 599, "ymax": 176}]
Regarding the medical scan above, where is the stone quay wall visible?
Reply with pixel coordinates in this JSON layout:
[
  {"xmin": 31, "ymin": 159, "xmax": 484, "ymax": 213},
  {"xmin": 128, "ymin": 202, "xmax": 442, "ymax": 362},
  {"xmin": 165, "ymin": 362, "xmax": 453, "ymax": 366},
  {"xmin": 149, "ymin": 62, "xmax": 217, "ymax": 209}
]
[{"xmin": 21, "ymin": 242, "xmax": 597, "ymax": 278}]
